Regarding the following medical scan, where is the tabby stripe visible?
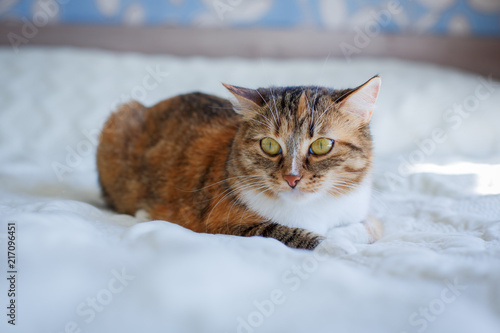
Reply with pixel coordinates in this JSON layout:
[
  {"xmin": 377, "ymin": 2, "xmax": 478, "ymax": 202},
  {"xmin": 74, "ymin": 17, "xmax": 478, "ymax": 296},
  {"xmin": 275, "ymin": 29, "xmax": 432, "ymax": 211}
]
[
  {"xmin": 344, "ymin": 165, "xmax": 368, "ymax": 173},
  {"xmin": 341, "ymin": 142, "xmax": 362, "ymax": 152},
  {"xmin": 225, "ymin": 222, "xmax": 323, "ymax": 250},
  {"xmin": 282, "ymin": 228, "xmax": 299, "ymax": 246},
  {"xmin": 197, "ymin": 156, "xmax": 217, "ymax": 221},
  {"xmin": 309, "ymin": 122, "xmax": 315, "ymax": 138},
  {"xmin": 260, "ymin": 223, "xmax": 279, "ymax": 238}
]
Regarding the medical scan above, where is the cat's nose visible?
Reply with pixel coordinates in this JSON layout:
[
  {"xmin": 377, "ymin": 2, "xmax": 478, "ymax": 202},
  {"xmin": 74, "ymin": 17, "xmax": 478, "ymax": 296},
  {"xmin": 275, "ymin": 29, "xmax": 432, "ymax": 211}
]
[{"xmin": 283, "ymin": 175, "xmax": 302, "ymax": 188}]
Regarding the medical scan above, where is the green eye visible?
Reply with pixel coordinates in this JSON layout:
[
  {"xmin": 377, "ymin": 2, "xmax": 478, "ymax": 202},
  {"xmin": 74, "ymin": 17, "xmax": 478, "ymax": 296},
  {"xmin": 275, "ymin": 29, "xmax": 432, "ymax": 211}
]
[
  {"xmin": 310, "ymin": 138, "xmax": 334, "ymax": 155},
  {"xmin": 260, "ymin": 137, "xmax": 281, "ymax": 156}
]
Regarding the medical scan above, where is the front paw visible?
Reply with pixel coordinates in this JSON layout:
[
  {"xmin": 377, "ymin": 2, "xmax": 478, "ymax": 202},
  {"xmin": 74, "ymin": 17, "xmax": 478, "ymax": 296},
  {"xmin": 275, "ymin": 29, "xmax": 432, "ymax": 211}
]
[
  {"xmin": 135, "ymin": 209, "xmax": 151, "ymax": 221},
  {"xmin": 314, "ymin": 237, "xmax": 357, "ymax": 256},
  {"xmin": 326, "ymin": 217, "xmax": 383, "ymax": 245},
  {"xmin": 364, "ymin": 215, "xmax": 383, "ymax": 243}
]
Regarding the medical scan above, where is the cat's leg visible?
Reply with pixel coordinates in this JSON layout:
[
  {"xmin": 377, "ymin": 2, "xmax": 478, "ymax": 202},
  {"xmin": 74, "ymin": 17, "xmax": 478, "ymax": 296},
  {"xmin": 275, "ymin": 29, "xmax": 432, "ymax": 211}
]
[
  {"xmin": 327, "ymin": 215, "xmax": 383, "ymax": 244},
  {"xmin": 316, "ymin": 216, "xmax": 383, "ymax": 255},
  {"xmin": 220, "ymin": 222, "xmax": 325, "ymax": 250},
  {"xmin": 216, "ymin": 218, "xmax": 381, "ymax": 251},
  {"xmin": 135, "ymin": 209, "xmax": 151, "ymax": 221}
]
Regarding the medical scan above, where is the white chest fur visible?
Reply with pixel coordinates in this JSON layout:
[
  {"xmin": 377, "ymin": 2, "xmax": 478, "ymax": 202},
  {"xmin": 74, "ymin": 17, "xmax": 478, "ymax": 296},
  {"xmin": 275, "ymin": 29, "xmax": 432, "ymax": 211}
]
[{"xmin": 239, "ymin": 177, "xmax": 372, "ymax": 236}]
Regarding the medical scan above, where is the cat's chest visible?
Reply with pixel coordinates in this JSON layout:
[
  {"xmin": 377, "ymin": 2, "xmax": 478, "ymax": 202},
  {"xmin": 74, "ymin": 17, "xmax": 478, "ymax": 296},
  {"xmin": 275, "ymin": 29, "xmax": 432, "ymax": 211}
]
[{"xmin": 239, "ymin": 179, "xmax": 372, "ymax": 236}]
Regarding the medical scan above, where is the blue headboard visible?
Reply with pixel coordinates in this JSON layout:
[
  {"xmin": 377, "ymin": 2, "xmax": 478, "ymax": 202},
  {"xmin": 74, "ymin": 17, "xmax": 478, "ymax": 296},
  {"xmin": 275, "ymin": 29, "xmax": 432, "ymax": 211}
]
[{"xmin": 2, "ymin": 0, "xmax": 499, "ymax": 36}]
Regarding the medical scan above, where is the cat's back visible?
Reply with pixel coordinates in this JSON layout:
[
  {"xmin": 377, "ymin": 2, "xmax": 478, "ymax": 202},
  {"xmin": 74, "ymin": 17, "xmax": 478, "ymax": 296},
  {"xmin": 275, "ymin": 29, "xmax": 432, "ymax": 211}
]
[
  {"xmin": 99, "ymin": 92, "xmax": 237, "ymax": 153},
  {"xmin": 150, "ymin": 92, "xmax": 236, "ymax": 127},
  {"xmin": 97, "ymin": 92, "xmax": 238, "ymax": 214},
  {"xmin": 148, "ymin": 92, "xmax": 239, "ymax": 152}
]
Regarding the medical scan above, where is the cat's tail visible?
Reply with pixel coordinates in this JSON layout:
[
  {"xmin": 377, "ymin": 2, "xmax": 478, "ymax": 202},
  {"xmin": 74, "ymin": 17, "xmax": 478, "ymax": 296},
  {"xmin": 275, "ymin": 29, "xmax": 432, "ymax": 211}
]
[{"xmin": 97, "ymin": 101, "xmax": 151, "ymax": 214}]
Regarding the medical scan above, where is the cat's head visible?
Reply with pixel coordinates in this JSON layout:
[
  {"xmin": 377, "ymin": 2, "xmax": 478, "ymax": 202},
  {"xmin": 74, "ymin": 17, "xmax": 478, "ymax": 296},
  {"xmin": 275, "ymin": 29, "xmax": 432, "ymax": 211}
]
[{"xmin": 224, "ymin": 76, "xmax": 380, "ymax": 202}]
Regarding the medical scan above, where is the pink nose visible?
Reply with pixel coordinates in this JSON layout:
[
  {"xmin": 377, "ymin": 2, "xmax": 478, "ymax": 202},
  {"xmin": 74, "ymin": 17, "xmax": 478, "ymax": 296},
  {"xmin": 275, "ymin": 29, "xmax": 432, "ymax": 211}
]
[{"xmin": 283, "ymin": 175, "xmax": 302, "ymax": 188}]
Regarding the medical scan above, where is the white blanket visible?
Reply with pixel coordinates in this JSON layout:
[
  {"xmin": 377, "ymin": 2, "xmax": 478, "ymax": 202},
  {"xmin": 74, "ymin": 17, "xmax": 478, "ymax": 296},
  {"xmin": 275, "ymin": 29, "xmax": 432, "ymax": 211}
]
[{"xmin": 1, "ymin": 47, "xmax": 499, "ymax": 333}]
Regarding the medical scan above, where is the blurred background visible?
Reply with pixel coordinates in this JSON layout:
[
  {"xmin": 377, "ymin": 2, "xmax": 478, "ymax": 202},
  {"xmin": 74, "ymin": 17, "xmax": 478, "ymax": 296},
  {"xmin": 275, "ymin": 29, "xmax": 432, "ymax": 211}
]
[
  {"xmin": 0, "ymin": 0, "xmax": 499, "ymax": 78},
  {"xmin": 1, "ymin": 4, "xmax": 500, "ymax": 333}
]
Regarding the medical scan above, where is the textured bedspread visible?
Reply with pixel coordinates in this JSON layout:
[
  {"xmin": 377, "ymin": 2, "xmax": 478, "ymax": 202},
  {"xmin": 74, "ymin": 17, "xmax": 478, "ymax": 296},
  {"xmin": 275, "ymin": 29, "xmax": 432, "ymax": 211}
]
[{"xmin": 1, "ymin": 47, "xmax": 499, "ymax": 333}]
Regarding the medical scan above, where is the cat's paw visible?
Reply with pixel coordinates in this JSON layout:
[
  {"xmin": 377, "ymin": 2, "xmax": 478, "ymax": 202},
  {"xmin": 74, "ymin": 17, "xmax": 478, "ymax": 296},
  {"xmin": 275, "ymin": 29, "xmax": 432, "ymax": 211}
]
[
  {"xmin": 364, "ymin": 216, "xmax": 383, "ymax": 243},
  {"xmin": 135, "ymin": 209, "xmax": 151, "ymax": 221},
  {"xmin": 314, "ymin": 237, "xmax": 357, "ymax": 257},
  {"xmin": 326, "ymin": 219, "xmax": 378, "ymax": 245}
]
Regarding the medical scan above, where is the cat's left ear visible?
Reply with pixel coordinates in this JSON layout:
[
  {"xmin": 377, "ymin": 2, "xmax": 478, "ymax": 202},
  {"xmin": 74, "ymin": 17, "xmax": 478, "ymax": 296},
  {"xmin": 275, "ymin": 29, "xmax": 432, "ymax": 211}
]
[
  {"xmin": 339, "ymin": 76, "xmax": 381, "ymax": 123},
  {"xmin": 222, "ymin": 83, "xmax": 266, "ymax": 117}
]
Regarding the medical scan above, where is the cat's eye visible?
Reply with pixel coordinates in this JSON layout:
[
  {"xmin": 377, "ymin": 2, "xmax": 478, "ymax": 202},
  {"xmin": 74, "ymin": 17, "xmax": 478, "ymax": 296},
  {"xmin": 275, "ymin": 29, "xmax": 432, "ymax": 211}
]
[
  {"xmin": 310, "ymin": 138, "xmax": 334, "ymax": 156},
  {"xmin": 260, "ymin": 137, "xmax": 281, "ymax": 156}
]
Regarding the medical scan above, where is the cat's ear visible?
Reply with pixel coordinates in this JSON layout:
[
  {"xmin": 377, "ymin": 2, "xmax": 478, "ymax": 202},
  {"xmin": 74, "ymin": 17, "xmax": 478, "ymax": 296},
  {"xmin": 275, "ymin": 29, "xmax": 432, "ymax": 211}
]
[
  {"xmin": 338, "ymin": 76, "xmax": 381, "ymax": 123},
  {"xmin": 222, "ymin": 83, "xmax": 266, "ymax": 117}
]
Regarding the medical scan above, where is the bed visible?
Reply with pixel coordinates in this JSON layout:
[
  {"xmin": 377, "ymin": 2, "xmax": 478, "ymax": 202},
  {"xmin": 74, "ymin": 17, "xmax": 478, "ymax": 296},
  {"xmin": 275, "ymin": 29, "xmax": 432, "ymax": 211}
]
[{"xmin": 1, "ymin": 47, "xmax": 499, "ymax": 333}]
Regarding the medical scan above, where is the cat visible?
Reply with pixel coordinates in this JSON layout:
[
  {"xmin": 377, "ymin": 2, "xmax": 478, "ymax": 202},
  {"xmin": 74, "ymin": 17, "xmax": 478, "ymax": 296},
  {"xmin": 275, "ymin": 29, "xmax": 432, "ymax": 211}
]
[{"xmin": 97, "ymin": 76, "xmax": 383, "ymax": 251}]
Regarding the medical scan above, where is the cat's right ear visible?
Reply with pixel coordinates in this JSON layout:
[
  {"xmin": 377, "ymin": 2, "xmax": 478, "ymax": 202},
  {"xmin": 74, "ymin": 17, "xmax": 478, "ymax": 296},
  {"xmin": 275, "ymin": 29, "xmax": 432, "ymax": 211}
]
[
  {"xmin": 222, "ymin": 83, "xmax": 266, "ymax": 117},
  {"xmin": 338, "ymin": 76, "xmax": 381, "ymax": 123}
]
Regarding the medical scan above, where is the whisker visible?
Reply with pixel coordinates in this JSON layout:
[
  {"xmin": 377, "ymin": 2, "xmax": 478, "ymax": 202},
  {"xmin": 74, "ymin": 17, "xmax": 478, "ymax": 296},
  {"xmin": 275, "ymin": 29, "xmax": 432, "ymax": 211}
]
[
  {"xmin": 176, "ymin": 175, "xmax": 267, "ymax": 193},
  {"xmin": 269, "ymin": 87, "xmax": 281, "ymax": 128},
  {"xmin": 205, "ymin": 179, "xmax": 269, "ymax": 228},
  {"xmin": 255, "ymin": 90, "xmax": 278, "ymax": 130},
  {"xmin": 224, "ymin": 183, "xmax": 271, "ymax": 223},
  {"xmin": 234, "ymin": 106, "xmax": 275, "ymax": 131}
]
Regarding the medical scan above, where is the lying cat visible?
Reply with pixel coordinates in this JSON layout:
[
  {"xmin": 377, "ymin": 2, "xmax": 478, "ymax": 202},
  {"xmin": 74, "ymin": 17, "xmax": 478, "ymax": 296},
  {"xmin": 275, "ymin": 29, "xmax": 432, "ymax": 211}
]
[{"xmin": 97, "ymin": 76, "xmax": 382, "ymax": 251}]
